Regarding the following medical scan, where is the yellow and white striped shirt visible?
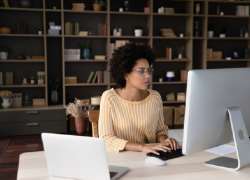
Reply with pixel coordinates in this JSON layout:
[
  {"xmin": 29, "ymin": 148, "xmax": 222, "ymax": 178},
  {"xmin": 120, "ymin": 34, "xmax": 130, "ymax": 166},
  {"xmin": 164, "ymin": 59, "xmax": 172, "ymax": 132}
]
[{"xmin": 98, "ymin": 88, "xmax": 169, "ymax": 152}]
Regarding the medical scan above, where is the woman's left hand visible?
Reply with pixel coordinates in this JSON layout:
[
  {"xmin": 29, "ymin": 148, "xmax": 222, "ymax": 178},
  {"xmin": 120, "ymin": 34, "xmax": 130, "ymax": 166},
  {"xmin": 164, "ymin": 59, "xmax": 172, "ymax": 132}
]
[{"xmin": 160, "ymin": 137, "xmax": 179, "ymax": 150}]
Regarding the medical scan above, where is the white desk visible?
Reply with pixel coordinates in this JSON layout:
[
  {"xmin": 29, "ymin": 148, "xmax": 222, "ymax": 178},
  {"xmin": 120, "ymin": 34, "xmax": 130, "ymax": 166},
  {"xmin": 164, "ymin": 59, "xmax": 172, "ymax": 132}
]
[{"xmin": 17, "ymin": 142, "xmax": 250, "ymax": 180}]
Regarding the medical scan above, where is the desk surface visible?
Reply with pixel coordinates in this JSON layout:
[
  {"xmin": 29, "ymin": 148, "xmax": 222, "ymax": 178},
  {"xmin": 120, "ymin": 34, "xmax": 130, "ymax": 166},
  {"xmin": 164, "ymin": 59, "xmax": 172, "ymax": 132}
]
[{"xmin": 17, "ymin": 142, "xmax": 250, "ymax": 180}]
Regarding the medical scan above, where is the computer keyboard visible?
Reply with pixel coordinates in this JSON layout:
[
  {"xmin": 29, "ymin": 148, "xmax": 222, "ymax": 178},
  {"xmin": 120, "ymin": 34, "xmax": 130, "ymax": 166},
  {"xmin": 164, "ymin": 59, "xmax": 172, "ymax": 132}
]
[
  {"xmin": 146, "ymin": 148, "xmax": 184, "ymax": 161},
  {"xmin": 109, "ymin": 172, "xmax": 117, "ymax": 178}
]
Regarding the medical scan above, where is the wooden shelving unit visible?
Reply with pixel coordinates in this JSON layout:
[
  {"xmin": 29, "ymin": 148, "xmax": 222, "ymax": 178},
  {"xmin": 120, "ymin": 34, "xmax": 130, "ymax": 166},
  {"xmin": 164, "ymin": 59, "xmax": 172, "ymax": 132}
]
[{"xmin": 1, "ymin": 0, "xmax": 250, "ymax": 109}]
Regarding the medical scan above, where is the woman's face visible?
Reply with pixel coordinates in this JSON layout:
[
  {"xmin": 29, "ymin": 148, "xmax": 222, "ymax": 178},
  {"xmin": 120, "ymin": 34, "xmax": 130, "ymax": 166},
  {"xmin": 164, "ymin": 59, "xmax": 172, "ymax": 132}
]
[{"xmin": 126, "ymin": 58, "xmax": 152, "ymax": 90}]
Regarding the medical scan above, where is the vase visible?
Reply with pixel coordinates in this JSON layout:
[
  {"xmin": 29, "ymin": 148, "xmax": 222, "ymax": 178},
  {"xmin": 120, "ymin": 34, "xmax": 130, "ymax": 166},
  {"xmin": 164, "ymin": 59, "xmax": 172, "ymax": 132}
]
[
  {"xmin": 75, "ymin": 117, "xmax": 88, "ymax": 135},
  {"xmin": 31, "ymin": 80, "xmax": 35, "ymax": 84},
  {"xmin": 51, "ymin": 90, "xmax": 58, "ymax": 104},
  {"xmin": 20, "ymin": 0, "xmax": 31, "ymax": 8},
  {"xmin": 195, "ymin": 4, "xmax": 200, "ymax": 14},
  {"xmin": 2, "ymin": 98, "xmax": 12, "ymax": 108},
  {"xmin": 0, "ymin": 52, "xmax": 8, "ymax": 60},
  {"xmin": 38, "ymin": 31, "xmax": 42, "ymax": 35},
  {"xmin": 178, "ymin": 53, "xmax": 183, "ymax": 59},
  {"xmin": 208, "ymin": 31, "xmax": 214, "ymax": 37},
  {"xmin": 93, "ymin": 4, "xmax": 101, "ymax": 11},
  {"xmin": 83, "ymin": 49, "xmax": 92, "ymax": 59},
  {"xmin": 124, "ymin": 1, "xmax": 130, "ymax": 11},
  {"xmin": 134, "ymin": 29, "xmax": 143, "ymax": 36},
  {"xmin": 23, "ymin": 78, "xmax": 27, "ymax": 84}
]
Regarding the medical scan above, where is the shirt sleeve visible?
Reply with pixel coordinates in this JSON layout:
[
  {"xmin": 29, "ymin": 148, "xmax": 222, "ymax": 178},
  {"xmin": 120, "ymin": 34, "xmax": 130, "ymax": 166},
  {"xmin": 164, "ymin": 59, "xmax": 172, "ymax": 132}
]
[
  {"xmin": 98, "ymin": 91, "xmax": 128, "ymax": 152},
  {"xmin": 155, "ymin": 93, "xmax": 169, "ymax": 143}
]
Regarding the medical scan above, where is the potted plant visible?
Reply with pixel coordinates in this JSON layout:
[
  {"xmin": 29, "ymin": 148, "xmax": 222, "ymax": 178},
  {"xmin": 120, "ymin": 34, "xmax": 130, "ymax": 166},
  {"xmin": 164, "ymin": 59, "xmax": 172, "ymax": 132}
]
[
  {"xmin": 134, "ymin": 25, "xmax": 143, "ymax": 37},
  {"xmin": 0, "ymin": 46, "xmax": 10, "ymax": 60},
  {"xmin": 93, "ymin": 0, "xmax": 106, "ymax": 11},
  {"xmin": 37, "ymin": 27, "xmax": 43, "ymax": 35},
  {"xmin": 0, "ymin": 90, "xmax": 12, "ymax": 109},
  {"xmin": 77, "ymin": 40, "xmax": 93, "ymax": 60},
  {"xmin": 48, "ymin": 77, "xmax": 60, "ymax": 104},
  {"xmin": 159, "ymin": 75, "xmax": 164, "ymax": 82},
  {"xmin": 208, "ymin": 23, "xmax": 215, "ymax": 38},
  {"xmin": 65, "ymin": 98, "xmax": 92, "ymax": 134},
  {"xmin": 30, "ymin": 75, "xmax": 35, "ymax": 84}
]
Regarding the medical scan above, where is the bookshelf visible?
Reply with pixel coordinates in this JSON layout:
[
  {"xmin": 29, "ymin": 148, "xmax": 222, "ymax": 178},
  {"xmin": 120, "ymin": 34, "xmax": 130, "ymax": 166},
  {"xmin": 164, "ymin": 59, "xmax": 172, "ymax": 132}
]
[{"xmin": 1, "ymin": 0, "xmax": 250, "ymax": 110}]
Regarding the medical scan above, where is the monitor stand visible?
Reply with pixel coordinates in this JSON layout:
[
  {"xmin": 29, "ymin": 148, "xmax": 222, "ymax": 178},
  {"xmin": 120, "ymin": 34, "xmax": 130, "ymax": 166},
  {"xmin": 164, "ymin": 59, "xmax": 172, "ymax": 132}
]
[{"xmin": 205, "ymin": 106, "xmax": 250, "ymax": 170}]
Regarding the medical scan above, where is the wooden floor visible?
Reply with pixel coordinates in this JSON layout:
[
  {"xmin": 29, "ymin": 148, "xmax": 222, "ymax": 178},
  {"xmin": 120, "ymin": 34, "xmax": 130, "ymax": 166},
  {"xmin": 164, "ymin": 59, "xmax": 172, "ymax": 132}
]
[{"xmin": 0, "ymin": 132, "xmax": 92, "ymax": 180}]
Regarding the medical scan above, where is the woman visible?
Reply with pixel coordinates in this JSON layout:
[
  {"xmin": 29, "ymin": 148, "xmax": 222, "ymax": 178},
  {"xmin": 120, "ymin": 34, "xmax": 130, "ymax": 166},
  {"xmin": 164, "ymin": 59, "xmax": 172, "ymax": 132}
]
[{"xmin": 98, "ymin": 42, "xmax": 179, "ymax": 155}]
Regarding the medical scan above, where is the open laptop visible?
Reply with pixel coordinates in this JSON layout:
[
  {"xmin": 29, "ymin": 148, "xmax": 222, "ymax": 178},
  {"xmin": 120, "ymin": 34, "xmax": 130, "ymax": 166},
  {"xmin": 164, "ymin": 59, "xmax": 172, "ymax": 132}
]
[{"xmin": 41, "ymin": 133, "xmax": 129, "ymax": 180}]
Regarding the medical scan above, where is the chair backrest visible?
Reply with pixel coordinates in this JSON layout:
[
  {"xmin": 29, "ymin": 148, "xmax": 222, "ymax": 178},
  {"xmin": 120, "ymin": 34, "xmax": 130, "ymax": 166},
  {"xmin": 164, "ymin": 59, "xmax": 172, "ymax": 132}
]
[{"xmin": 88, "ymin": 110, "xmax": 100, "ymax": 138}]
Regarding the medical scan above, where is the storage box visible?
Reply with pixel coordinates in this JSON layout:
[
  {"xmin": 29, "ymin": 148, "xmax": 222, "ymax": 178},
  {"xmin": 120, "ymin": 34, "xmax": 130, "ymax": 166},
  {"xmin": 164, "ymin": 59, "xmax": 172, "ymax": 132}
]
[
  {"xmin": 144, "ymin": 7, "xmax": 150, "ymax": 13},
  {"xmin": 174, "ymin": 107, "xmax": 185, "ymax": 125},
  {"xmin": 177, "ymin": 93, "xmax": 186, "ymax": 101},
  {"xmin": 65, "ymin": 77, "xmax": 77, "ymax": 84},
  {"xmin": 180, "ymin": 70, "xmax": 188, "ymax": 81},
  {"xmin": 94, "ymin": 55, "xmax": 106, "ymax": 60},
  {"xmin": 164, "ymin": 8, "xmax": 175, "ymax": 14},
  {"xmin": 11, "ymin": 93, "xmax": 22, "ymax": 107},
  {"xmin": 212, "ymin": 51, "xmax": 222, "ymax": 59},
  {"xmin": 48, "ymin": 29, "xmax": 60, "ymax": 35},
  {"xmin": 162, "ymin": 106, "xmax": 173, "ymax": 126},
  {"xmin": 33, "ymin": 98, "xmax": 46, "ymax": 106},
  {"xmin": 166, "ymin": 92, "xmax": 175, "ymax": 101}
]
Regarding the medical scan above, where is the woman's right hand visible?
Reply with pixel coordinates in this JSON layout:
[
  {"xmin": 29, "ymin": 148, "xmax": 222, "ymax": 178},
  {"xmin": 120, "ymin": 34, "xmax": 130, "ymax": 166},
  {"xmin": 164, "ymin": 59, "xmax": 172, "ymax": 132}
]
[{"xmin": 141, "ymin": 144, "xmax": 172, "ymax": 155}]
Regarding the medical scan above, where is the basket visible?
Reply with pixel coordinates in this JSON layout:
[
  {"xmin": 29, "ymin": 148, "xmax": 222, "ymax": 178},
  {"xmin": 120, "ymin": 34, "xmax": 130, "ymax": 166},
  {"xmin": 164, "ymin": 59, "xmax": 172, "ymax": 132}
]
[{"xmin": 11, "ymin": 93, "xmax": 22, "ymax": 107}]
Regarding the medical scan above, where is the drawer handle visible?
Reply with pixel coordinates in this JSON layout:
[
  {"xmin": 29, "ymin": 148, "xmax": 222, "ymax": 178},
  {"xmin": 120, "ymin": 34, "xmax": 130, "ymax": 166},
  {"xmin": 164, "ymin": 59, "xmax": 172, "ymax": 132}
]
[
  {"xmin": 26, "ymin": 111, "xmax": 38, "ymax": 114},
  {"xmin": 27, "ymin": 123, "xmax": 39, "ymax": 126}
]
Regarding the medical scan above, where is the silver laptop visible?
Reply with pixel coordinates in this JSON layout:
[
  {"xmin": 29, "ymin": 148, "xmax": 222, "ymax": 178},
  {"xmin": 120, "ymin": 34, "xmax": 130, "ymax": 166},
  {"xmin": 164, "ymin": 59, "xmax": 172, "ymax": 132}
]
[{"xmin": 41, "ymin": 133, "xmax": 129, "ymax": 180}]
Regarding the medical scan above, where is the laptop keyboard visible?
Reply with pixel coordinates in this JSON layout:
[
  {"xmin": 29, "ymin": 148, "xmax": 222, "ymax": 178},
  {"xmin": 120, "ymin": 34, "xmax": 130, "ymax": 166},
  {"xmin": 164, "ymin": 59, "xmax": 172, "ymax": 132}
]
[
  {"xmin": 110, "ymin": 172, "xmax": 118, "ymax": 178},
  {"xmin": 146, "ymin": 148, "xmax": 184, "ymax": 161}
]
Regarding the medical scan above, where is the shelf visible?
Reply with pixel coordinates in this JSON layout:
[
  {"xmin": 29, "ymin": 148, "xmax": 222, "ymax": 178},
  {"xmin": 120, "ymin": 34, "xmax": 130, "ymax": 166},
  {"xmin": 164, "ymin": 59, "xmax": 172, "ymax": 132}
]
[
  {"xmin": 64, "ymin": 60, "xmax": 108, "ymax": 62},
  {"xmin": 46, "ymin": 35, "xmax": 62, "ymax": 37},
  {"xmin": 0, "ymin": 60, "xmax": 45, "ymax": 62},
  {"xmin": 153, "ymin": 36, "xmax": 191, "ymax": 39},
  {"xmin": 193, "ymin": 14, "xmax": 205, "ymax": 17},
  {"xmin": 207, "ymin": 59, "xmax": 250, "ymax": 62},
  {"xmin": 155, "ymin": 58, "xmax": 190, "ymax": 62},
  {"xmin": 0, "ymin": 85, "xmax": 46, "ymax": 88},
  {"xmin": 63, "ymin": 10, "xmax": 107, "ymax": 14},
  {"xmin": 45, "ymin": 9, "xmax": 62, "ymax": 12},
  {"xmin": 110, "ymin": 36, "xmax": 150, "ymax": 39},
  {"xmin": 0, "ymin": 105, "xmax": 65, "ymax": 112},
  {"xmin": 153, "ymin": 13, "xmax": 191, "ymax": 17},
  {"xmin": 208, "ymin": 37, "xmax": 250, "ymax": 40},
  {"xmin": 162, "ymin": 101, "xmax": 185, "ymax": 104},
  {"xmin": 208, "ymin": 15, "xmax": 250, "ymax": 18},
  {"xmin": 193, "ymin": 37, "xmax": 205, "ymax": 40},
  {"xmin": 65, "ymin": 83, "xmax": 109, "ymax": 86},
  {"xmin": 110, "ymin": 11, "xmax": 150, "ymax": 16},
  {"xmin": 0, "ymin": 7, "xmax": 43, "ymax": 11},
  {"xmin": 0, "ymin": 34, "xmax": 44, "ymax": 37},
  {"xmin": 64, "ymin": 35, "xmax": 107, "ymax": 38},
  {"xmin": 208, "ymin": 0, "xmax": 250, "ymax": 3},
  {"xmin": 152, "ymin": 82, "xmax": 187, "ymax": 85}
]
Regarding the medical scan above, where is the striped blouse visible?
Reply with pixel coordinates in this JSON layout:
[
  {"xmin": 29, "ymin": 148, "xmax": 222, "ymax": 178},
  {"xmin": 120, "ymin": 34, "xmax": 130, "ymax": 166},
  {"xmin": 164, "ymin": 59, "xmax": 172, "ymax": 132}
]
[{"xmin": 98, "ymin": 88, "xmax": 169, "ymax": 152}]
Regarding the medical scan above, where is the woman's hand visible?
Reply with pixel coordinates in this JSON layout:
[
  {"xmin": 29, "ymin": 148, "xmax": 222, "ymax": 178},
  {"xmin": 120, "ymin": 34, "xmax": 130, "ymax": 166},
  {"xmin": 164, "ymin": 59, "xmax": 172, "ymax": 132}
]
[
  {"xmin": 141, "ymin": 144, "xmax": 172, "ymax": 155},
  {"xmin": 159, "ymin": 136, "xmax": 179, "ymax": 150}
]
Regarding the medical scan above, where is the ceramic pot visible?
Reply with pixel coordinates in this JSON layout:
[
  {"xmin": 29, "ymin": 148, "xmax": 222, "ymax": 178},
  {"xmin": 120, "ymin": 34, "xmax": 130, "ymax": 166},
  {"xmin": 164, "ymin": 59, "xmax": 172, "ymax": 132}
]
[
  {"xmin": 23, "ymin": 78, "xmax": 27, "ymax": 84},
  {"xmin": 38, "ymin": 31, "xmax": 42, "ymax": 35},
  {"xmin": 93, "ymin": 4, "xmax": 101, "ymax": 11},
  {"xmin": 195, "ymin": 4, "xmax": 200, "ymax": 14},
  {"xmin": 0, "ymin": 52, "xmax": 8, "ymax": 60},
  {"xmin": 20, "ymin": 0, "xmax": 31, "ymax": 8},
  {"xmin": 31, "ymin": 80, "xmax": 35, "ymax": 84},
  {"xmin": 75, "ymin": 117, "xmax": 88, "ymax": 134},
  {"xmin": 134, "ymin": 29, "xmax": 143, "ymax": 36},
  {"xmin": 208, "ymin": 31, "xmax": 214, "ymax": 37},
  {"xmin": 2, "ymin": 98, "xmax": 12, "ymax": 108},
  {"xmin": 178, "ymin": 53, "xmax": 183, "ymax": 59},
  {"xmin": 83, "ymin": 49, "xmax": 92, "ymax": 59},
  {"xmin": 51, "ymin": 90, "xmax": 58, "ymax": 104}
]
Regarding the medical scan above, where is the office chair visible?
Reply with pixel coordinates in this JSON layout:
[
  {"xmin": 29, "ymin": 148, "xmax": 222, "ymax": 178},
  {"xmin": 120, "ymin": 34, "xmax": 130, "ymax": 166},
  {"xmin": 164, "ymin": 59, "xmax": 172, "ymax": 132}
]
[{"xmin": 88, "ymin": 110, "xmax": 99, "ymax": 137}]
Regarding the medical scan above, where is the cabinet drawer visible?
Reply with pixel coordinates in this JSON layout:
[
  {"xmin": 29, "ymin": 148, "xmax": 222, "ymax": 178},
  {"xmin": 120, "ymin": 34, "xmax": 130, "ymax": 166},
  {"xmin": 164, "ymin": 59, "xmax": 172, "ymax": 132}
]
[
  {"xmin": 0, "ymin": 120, "xmax": 67, "ymax": 136},
  {"xmin": 0, "ymin": 109, "xmax": 66, "ymax": 123}
]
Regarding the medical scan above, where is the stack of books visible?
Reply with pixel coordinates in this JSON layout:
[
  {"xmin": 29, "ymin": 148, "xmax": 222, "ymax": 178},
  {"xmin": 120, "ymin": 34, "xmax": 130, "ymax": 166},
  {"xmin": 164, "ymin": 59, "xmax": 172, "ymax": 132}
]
[
  {"xmin": 33, "ymin": 98, "xmax": 46, "ymax": 106},
  {"xmin": 166, "ymin": 47, "xmax": 172, "ymax": 60},
  {"xmin": 87, "ymin": 71, "xmax": 108, "ymax": 83},
  {"xmin": 0, "ymin": 72, "xmax": 13, "ymax": 85},
  {"xmin": 72, "ymin": 3, "xmax": 85, "ymax": 11},
  {"xmin": 79, "ymin": 31, "xmax": 88, "ymax": 36},
  {"xmin": 65, "ymin": 22, "xmax": 79, "ymax": 35}
]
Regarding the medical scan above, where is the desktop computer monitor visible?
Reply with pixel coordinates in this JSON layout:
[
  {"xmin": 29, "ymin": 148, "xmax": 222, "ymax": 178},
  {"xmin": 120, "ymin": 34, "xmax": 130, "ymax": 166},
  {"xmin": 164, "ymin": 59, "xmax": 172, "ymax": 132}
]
[{"xmin": 182, "ymin": 68, "xmax": 250, "ymax": 170}]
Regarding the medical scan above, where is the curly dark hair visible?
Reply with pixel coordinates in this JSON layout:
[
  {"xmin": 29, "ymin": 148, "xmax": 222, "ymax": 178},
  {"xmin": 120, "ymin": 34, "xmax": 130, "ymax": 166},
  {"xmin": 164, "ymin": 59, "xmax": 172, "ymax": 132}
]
[{"xmin": 110, "ymin": 42, "xmax": 156, "ymax": 88}]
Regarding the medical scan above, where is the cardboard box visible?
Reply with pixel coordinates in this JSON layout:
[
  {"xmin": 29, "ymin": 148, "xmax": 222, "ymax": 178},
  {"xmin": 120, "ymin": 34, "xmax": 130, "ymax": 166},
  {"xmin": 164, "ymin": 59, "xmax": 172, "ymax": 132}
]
[
  {"xmin": 174, "ymin": 107, "xmax": 185, "ymax": 125},
  {"xmin": 65, "ymin": 77, "xmax": 77, "ymax": 84},
  {"xmin": 163, "ymin": 106, "xmax": 173, "ymax": 126},
  {"xmin": 166, "ymin": 93, "xmax": 175, "ymax": 101},
  {"xmin": 212, "ymin": 51, "xmax": 222, "ymax": 60},
  {"xmin": 177, "ymin": 93, "xmax": 186, "ymax": 101}
]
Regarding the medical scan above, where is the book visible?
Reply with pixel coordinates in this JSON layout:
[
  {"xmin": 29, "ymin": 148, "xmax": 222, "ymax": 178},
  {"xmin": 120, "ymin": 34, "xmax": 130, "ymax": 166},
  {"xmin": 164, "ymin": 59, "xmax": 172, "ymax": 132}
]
[
  {"xmin": 97, "ymin": 71, "xmax": 102, "ymax": 83},
  {"xmin": 169, "ymin": 48, "xmax": 172, "ymax": 60},
  {"xmin": 2, "ymin": 72, "xmax": 6, "ymax": 85},
  {"xmin": 87, "ymin": 71, "xmax": 94, "ymax": 83},
  {"xmin": 110, "ymin": 43, "xmax": 115, "ymax": 58},
  {"xmin": 92, "ymin": 71, "xmax": 98, "ymax": 83},
  {"xmin": 102, "ymin": 24, "xmax": 107, "ymax": 36}
]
